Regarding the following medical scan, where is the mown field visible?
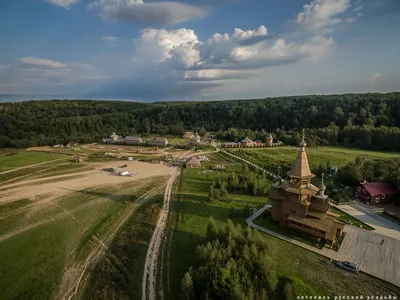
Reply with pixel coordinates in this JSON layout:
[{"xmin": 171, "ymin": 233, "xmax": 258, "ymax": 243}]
[
  {"xmin": 230, "ymin": 146, "xmax": 400, "ymax": 172},
  {"xmin": 168, "ymin": 153, "xmax": 399, "ymax": 299},
  {"xmin": 0, "ymin": 149, "xmax": 69, "ymax": 171},
  {"xmin": 0, "ymin": 180, "xmax": 159, "ymax": 300},
  {"xmin": 0, "ymin": 161, "xmax": 94, "ymax": 187},
  {"xmin": 83, "ymin": 195, "xmax": 163, "ymax": 300}
]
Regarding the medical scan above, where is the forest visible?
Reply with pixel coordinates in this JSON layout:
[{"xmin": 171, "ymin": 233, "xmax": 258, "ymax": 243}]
[
  {"xmin": 2, "ymin": 92, "xmax": 400, "ymax": 150},
  {"xmin": 181, "ymin": 219, "xmax": 316, "ymax": 299}
]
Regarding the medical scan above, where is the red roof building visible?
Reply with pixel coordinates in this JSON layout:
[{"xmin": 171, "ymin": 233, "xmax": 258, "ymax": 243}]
[{"xmin": 355, "ymin": 182, "xmax": 398, "ymax": 205}]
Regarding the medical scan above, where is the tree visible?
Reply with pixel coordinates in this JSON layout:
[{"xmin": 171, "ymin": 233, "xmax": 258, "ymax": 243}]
[
  {"xmin": 181, "ymin": 271, "xmax": 195, "ymax": 300},
  {"xmin": 184, "ymin": 221, "xmax": 278, "ymax": 299}
]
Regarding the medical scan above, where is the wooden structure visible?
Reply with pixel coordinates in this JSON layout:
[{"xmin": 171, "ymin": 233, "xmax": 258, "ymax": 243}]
[
  {"xmin": 268, "ymin": 131, "xmax": 344, "ymax": 248},
  {"xmin": 125, "ymin": 136, "xmax": 143, "ymax": 144},
  {"xmin": 186, "ymin": 157, "xmax": 201, "ymax": 168},
  {"xmin": 183, "ymin": 132, "xmax": 195, "ymax": 139},
  {"xmin": 106, "ymin": 132, "xmax": 123, "ymax": 143},
  {"xmin": 147, "ymin": 137, "xmax": 169, "ymax": 147},
  {"xmin": 239, "ymin": 137, "xmax": 254, "ymax": 147},
  {"xmin": 267, "ymin": 133, "xmax": 273, "ymax": 146},
  {"xmin": 193, "ymin": 132, "xmax": 201, "ymax": 146},
  {"xmin": 355, "ymin": 182, "xmax": 397, "ymax": 205}
]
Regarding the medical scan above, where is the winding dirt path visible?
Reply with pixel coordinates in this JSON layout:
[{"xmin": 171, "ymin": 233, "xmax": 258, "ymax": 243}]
[{"xmin": 142, "ymin": 169, "xmax": 180, "ymax": 300}]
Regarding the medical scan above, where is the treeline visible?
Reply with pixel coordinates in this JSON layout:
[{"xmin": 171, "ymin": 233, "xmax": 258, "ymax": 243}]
[
  {"xmin": 218, "ymin": 123, "xmax": 400, "ymax": 151},
  {"xmin": 2, "ymin": 93, "xmax": 400, "ymax": 150},
  {"xmin": 181, "ymin": 219, "xmax": 317, "ymax": 299},
  {"xmin": 208, "ymin": 165, "xmax": 271, "ymax": 201}
]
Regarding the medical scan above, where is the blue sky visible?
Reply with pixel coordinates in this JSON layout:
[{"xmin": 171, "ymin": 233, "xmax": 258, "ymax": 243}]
[{"xmin": 0, "ymin": 0, "xmax": 399, "ymax": 101}]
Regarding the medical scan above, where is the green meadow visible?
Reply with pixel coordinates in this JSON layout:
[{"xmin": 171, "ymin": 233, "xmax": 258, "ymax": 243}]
[
  {"xmin": 230, "ymin": 146, "xmax": 400, "ymax": 171},
  {"xmin": 0, "ymin": 180, "xmax": 159, "ymax": 300},
  {"xmin": 167, "ymin": 153, "xmax": 399, "ymax": 299},
  {"xmin": 0, "ymin": 150, "xmax": 69, "ymax": 171}
]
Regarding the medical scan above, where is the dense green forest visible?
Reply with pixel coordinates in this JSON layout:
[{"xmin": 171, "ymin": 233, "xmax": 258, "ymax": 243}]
[
  {"xmin": 181, "ymin": 219, "xmax": 316, "ymax": 299},
  {"xmin": 1, "ymin": 92, "xmax": 400, "ymax": 150}
]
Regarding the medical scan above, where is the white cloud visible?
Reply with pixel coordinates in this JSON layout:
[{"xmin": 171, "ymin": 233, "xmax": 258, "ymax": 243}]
[
  {"xmin": 366, "ymin": 72, "xmax": 381, "ymax": 84},
  {"xmin": 88, "ymin": 0, "xmax": 206, "ymax": 26},
  {"xmin": 0, "ymin": 57, "xmax": 102, "ymax": 94},
  {"xmin": 101, "ymin": 36, "xmax": 120, "ymax": 42},
  {"xmin": 129, "ymin": 25, "xmax": 335, "ymax": 86},
  {"xmin": 346, "ymin": 12, "xmax": 362, "ymax": 23},
  {"xmin": 132, "ymin": 28, "xmax": 201, "ymax": 67},
  {"xmin": 42, "ymin": 0, "xmax": 80, "ymax": 9},
  {"xmin": 19, "ymin": 57, "xmax": 67, "ymax": 68},
  {"xmin": 297, "ymin": 0, "xmax": 351, "ymax": 29}
]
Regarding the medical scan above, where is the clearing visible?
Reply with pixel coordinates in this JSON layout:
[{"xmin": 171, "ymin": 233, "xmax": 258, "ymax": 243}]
[{"xmin": 0, "ymin": 147, "xmax": 178, "ymax": 300}]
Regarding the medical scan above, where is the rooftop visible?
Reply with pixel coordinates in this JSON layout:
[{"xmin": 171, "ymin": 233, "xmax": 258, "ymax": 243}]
[
  {"xmin": 286, "ymin": 131, "xmax": 315, "ymax": 179},
  {"xmin": 360, "ymin": 182, "xmax": 397, "ymax": 196}
]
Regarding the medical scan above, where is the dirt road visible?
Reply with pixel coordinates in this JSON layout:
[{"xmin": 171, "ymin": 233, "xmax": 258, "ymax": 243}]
[
  {"xmin": 142, "ymin": 169, "xmax": 180, "ymax": 300},
  {"xmin": 57, "ymin": 179, "xmax": 169, "ymax": 300}
]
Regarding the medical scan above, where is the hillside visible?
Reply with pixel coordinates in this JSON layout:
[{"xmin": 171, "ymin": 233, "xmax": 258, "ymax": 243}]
[{"xmin": 1, "ymin": 93, "xmax": 400, "ymax": 150}]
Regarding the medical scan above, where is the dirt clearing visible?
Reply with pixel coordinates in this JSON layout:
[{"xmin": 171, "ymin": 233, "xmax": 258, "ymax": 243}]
[{"xmin": 0, "ymin": 160, "xmax": 176, "ymax": 205}]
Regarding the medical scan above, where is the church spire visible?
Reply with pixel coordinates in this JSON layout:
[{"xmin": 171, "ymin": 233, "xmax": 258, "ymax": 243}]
[
  {"xmin": 286, "ymin": 129, "xmax": 315, "ymax": 180},
  {"xmin": 299, "ymin": 129, "xmax": 306, "ymax": 151}
]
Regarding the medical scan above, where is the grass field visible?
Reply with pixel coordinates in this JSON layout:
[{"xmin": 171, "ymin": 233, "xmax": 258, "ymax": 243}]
[
  {"xmin": 168, "ymin": 155, "xmax": 399, "ymax": 299},
  {"xmin": 83, "ymin": 195, "xmax": 163, "ymax": 299},
  {"xmin": 230, "ymin": 146, "xmax": 400, "ymax": 171},
  {"xmin": 0, "ymin": 150, "xmax": 69, "ymax": 171},
  {"xmin": 0, "ymin": 180, "xmax": 159, "ymax": 300},
  {"xmin": 166, "ymin": 136, "xmax": 191, "ymax": 145}
]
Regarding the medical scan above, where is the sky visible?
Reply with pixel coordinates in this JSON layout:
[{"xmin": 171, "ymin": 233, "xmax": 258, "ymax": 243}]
[{"xmin": 0, "ymin": 0, "xmax": 399, "ymax": 102}]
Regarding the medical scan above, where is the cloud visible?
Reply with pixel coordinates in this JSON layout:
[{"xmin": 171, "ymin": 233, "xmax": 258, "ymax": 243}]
[
  {"xmin": 297, "ymin": 0, "xmax": 351, "ymax": 30},
  {"xmin": 19, "ymin": 57, "xmax": 67, "ymax": 68},
  {"xmin": 131, "ymin": 25, "xmax": 334, "ymax": 76},
  {"xmin": 88, "ymin": 0, "xmax": 207, "ymax": 26},
  {"xmin": 101, "ymin": 36, "xmax": 120, "ymax": 42},
  {"xmin": 345, "ymin": 13, "xmax": 362, "ymax": 23},
  {"xmin": 86, "ymin": 24, "xmax": 337, "ymax": 101},
  {"xmin": 366, "ymin": 72, "xmax": 381, "ymax": 84},
  {"xmin": 42, "ymin": 0, "xmax": 80, "ymax": 9},
  {"xmin": 0, "ymin": 57, "xmax": 102, "ymax": 95}
]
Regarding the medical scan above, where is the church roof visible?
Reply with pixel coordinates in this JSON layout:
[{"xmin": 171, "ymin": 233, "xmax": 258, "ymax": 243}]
[
  {"xmin": 286, "ymin": 131, "xmax": 315, "ymax": 179},
  {"xmin": 241, "ymin": 137, "xmax": 253, "ymax": 143}
]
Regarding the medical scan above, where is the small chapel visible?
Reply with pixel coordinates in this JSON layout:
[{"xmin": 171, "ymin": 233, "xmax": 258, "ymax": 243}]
[{"xmin": 268, "ymin": 131, "xmax": 344, "ymax": 248}]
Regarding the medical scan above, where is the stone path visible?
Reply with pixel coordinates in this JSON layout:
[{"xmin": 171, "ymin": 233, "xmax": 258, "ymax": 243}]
[
  {"xmin": 334, "ymin": 203, "xmax": 400, "ymax": 239},
  {"xmin": 247, "ymin": 205, "xmax": 400, "ymax": 288}
]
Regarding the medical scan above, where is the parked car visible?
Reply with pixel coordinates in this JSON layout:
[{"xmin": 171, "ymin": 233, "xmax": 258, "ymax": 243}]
[
  {"xmin": 335, "ymin": 261, "xmax": 359, "ymax": 273},
  {"xmin": 120, "ymin": 164, "xmax": 128, "ymax": 168}
]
